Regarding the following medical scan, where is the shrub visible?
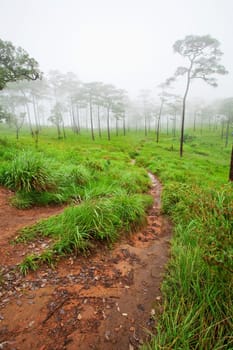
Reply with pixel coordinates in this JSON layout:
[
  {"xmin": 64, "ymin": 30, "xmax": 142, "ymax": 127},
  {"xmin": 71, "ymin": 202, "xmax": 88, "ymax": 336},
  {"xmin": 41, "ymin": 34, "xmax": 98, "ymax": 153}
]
[{"xmin": 2, "ymin": 151, "xmax": 55, "ymax": 192}]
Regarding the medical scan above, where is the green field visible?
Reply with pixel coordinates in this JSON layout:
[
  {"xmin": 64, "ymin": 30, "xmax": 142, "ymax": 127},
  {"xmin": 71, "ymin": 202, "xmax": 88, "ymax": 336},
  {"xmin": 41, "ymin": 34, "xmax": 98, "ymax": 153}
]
[{"xmin": 0, "ymin": 125, "xmax": 232, "ymax": 349}]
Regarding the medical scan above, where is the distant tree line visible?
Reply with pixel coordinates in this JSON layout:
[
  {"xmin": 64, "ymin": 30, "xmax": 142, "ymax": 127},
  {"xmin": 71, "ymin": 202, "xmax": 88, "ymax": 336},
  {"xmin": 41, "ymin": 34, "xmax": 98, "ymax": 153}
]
[{"xmin": 0, "ymin": 36, "xmax": 232, "ymax": 179}]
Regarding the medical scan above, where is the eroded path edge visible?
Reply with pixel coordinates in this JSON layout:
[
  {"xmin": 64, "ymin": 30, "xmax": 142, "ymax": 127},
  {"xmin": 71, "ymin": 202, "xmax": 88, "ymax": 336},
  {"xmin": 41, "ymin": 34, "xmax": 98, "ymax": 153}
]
[{"xmin": 0, "ymin": 172, "xmax": 172, "ymax": 350}]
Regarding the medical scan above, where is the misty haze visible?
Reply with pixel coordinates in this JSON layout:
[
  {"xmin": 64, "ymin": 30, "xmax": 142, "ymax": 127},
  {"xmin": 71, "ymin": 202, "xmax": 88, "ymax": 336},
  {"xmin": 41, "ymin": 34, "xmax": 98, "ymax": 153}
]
[{"xmin": 0, "ymin": 1, "xmax": 232, "ymax": 349}]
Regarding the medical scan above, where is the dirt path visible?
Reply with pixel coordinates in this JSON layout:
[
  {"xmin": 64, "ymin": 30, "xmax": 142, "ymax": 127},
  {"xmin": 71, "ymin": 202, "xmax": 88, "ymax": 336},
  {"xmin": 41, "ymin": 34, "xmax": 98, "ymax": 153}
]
[
  {"xmin": 0, "ymin": 174, "xmax": 172, "ymax": 350},
  {"xmin": 0, "ymin": 187, "xmax": 65, "ymax": 266},
  {"xmin": 0, "ymin": 186, "xmax": 66, "ymax": 241}
]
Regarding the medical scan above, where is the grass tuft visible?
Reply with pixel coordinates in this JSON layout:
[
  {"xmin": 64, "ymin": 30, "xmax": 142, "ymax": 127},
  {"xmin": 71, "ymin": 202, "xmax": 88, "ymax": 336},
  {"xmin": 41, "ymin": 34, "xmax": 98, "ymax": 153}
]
[
  {"xmin": 1, "ymin": 150, "xmax": 55, "ymax": 192},
  {"xmin": 17, "ymin": 193, "xmax": 152, "ymax": 273}
]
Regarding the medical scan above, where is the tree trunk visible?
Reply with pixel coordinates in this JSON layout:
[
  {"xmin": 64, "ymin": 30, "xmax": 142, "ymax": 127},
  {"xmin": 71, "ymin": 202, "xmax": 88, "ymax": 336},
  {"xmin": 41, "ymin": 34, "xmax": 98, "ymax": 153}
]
[
  {"xmin": 89, "ymin": 96, "xmax": 95, "ymax": 141},
  {"xmin": 97, "ymin": 105, "xmax": 102, "ymax": 138},
  {"xmin": 34, "ymin": 129, "xmax": 39, "ymax": 148},
  {"xmin": 221, "ymin": 121, "xmax": 225, "ymax": 139},
  {"xmin": 225, "ymin": 117, "xmax": 230, "ymax": 147},
  {"xmin": 214, "ymin": 116, "xmax": 218, "ymax": 131},
  {"xmin": 180, "ymin": 98, "xmax": 186, "ymax": 157},
  {"xmin": 107, "ymin": 106, "xmax": 111, "ymax": 141},
  {"xmin": 70, "ymin": 102, "xmax": 77, "ymax": 133},
  {"xmin": 25, "ymin": 102, "xmax": 33, "ymax": 136},
  {"xmin": 144, "ymin": 114, "xmax": 147, "ymax": 136},
  {"xmin": 35, "ymin": 99, "xmax": 41, "ymax": 130},
  {"xmin": 85, "ymin": 108, "xmax": 88, "ymax": 130},
  {"xmin": 156, "ymin": 118, "xmax": 160, "ymax": 143},
  {"xmin": 57, "ymin": 124, "xmax": 61, "ymax": 139},
  {"xmin": 229, "ymin": 144, "xmax": 233, "ymax": 181},
  {"xmin": 20, "ymin": 89, "xmax": 33, "ymax": 136},
  {"xmin": 193, "ymin": 111, "xmax": 196, "ymax": 132},
  {"xmin": 62, "ymin": 121, "xmax": 66, "ymax": 139},
  {"xmin": 123, "ymin": 114, "xmax": 126, "ymax": 136},
  {"xmin": 200, "ymin": 117, "xmax": 203, "ymax": 134},
  {"xmin": 156, "ymin": 100, "xmax": 164, "ymax": 143},
  {"xmin": 76, "ymin": 105, "xmax": 80, "ymax": 134},
  {"xmin": 173, "ymin": 112, "xmax": 176, "ymax": 137},
  {"xmin": 116, "ymin": 118, "xmax": 119, "ymax": 136},
  {"xmin": 180, "ymin": 62, "xmax": 192, "ymax": 157},
  {"xmin": 32, "ymin": 95, "xmax": 39, "ymax": 131}
]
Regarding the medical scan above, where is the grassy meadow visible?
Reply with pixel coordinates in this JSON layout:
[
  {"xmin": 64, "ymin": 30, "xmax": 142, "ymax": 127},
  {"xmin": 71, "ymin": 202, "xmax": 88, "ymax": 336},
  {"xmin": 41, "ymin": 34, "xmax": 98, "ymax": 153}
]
[
  {"xmin": 0, "ymin": 124, "xmax": 232, "ymax": 349},
  {"xmin": 137, "ymin": 133, "xmax": 233, "ymax": 350}
]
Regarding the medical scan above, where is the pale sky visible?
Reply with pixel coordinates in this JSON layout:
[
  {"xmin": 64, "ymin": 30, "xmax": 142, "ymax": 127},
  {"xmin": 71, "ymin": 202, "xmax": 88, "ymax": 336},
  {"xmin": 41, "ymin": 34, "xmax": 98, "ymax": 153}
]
[{"xmin": 0, "ymin": 0, "xmax": 233, "ymax": 100}]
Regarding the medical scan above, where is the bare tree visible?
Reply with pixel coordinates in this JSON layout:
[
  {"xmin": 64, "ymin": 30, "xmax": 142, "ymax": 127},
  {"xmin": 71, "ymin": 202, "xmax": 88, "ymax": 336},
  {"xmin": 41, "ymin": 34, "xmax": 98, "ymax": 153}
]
[
  {"xmin": 167, "ymin": 35, "xmax": 227, "ymax": 156},
  {"xmin": 48, "ymin": 102, "xmax": 66, "ymax": 139},
  {"xmin": 138, "ymin": 90, "xmax": 153, "ymax": 136}
]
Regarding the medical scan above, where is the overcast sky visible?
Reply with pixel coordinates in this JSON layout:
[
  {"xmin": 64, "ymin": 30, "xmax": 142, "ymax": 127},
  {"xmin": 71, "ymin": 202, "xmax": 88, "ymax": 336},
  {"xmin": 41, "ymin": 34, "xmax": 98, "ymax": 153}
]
[{"xmin": 0, "ymin": 0, "xmax": 233, "ymax": 100}]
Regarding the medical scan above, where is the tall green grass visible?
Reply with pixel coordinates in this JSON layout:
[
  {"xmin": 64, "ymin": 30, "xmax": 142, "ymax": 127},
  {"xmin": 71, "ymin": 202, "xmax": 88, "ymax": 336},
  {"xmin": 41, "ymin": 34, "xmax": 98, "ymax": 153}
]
[
  {"xmin": 0, "ymin": 150, "xmax": 55, "ymax": 192},
  {"xmin": 138, "ymin": 132, "xmax": 233, "ymax": 350},
  {"xmin": 0, "ymin": 129, "xmax": 150, "ymax": 208},
  {"xmin": 0, "ymin": 127, "xmax": 153, "ymax": 273},
  {"xmin": 18, "ymin": 192, "xmax": 152, "ymax": 274},
  {"xmin": 1, "ymin": 125, "xmax": 232, "ymax": 348}
]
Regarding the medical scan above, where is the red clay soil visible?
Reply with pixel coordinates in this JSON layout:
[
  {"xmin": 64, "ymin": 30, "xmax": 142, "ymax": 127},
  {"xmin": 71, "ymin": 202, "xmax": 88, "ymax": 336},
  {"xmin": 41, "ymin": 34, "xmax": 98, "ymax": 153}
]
[{"xmin": 0, "ymin": 174, "xmax": 172, "ymax": 350}]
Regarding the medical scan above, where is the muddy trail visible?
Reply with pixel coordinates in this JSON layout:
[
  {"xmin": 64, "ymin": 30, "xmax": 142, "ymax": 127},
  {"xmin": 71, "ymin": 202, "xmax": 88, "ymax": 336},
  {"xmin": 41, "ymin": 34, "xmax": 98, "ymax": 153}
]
[{"xmin": 0, "ymin": 173, "xmax": 172, "ymax": 350}]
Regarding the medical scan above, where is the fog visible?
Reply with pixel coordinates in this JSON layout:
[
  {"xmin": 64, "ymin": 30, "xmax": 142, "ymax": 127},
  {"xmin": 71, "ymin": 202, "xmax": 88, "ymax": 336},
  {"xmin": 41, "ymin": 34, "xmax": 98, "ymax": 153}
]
[{"xmin": 0, "ymin": 0, "xmax": 233, "ymax": 101}]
